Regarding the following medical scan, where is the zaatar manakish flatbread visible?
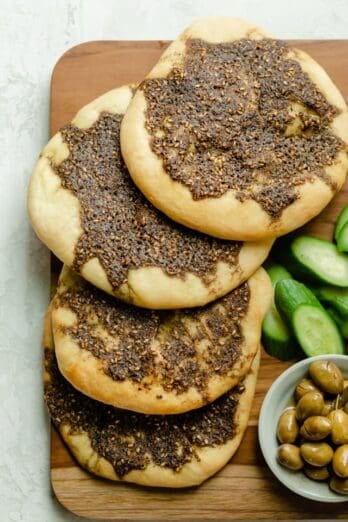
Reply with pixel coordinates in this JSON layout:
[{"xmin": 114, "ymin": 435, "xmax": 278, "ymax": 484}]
[
  {"xmin": 51, "ymin": 266, "xmax": 271, "ymax": 414},
  {"xmin": 120, "ymin": 17, "xmax": 348, "ymax": 241},
  {"xmin": 28, "ymin": 85, "xmax": 272, "ymax": 310},
  {"xmin": 44, "ymin": 308, "xmax": 260, "ymax": 488}
]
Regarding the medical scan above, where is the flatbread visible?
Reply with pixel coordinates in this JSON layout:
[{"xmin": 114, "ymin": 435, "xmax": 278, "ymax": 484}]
[
  {"xmin": 51, "ymin": 265, "xmax": 271, "ymax": 414},
  {"xmin": 120, "ymin": 17, "xmax": 348, "ymax": 241},
  {"xmin": 28, "ymin": 85, "xmax": 272, "ymax": 309},
  {"xmin": 44, "ymin": 308, "xmax": 260, "ymax": 488}
]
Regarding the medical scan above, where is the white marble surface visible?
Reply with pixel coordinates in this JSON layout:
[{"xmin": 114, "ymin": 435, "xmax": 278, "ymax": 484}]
[{"xmin": 1, "ymin": 0, "xmax": 348, "ymax": 520}]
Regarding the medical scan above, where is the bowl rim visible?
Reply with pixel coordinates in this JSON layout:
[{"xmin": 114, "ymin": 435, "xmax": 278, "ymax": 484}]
[{"xmin": 258, "ymin": 354, "xmax": 348, "ymax": 503}]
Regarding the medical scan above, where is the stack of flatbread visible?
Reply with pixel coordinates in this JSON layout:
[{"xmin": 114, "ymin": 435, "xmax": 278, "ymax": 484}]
[{"xmin": 28, "ymin": 17, "xmax": 348, "ymax": 488}]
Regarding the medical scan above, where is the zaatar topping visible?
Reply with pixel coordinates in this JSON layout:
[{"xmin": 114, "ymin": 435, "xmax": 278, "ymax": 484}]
[
  {"xmin": 44, "ymin": 347, "xmax": 243, "ymax": 476},
  {"xmin": 52, "ymin": 112, "xmax": 241, "ymax": 291},
  {"xmin": 142, "ymin": 38, "xmax": 344, "ymax": 217},
  {"xmin": 56, "ymin": 279, "xmax": 250, "ymax": 393}
]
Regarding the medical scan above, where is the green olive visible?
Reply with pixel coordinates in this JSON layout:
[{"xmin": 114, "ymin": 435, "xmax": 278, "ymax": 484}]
[
  {"xmin": 296, "ymin": 391, "xmax": 324, "ymax": 422},
  {"xmin": 329, "ymin": 476, "xmax": 348, "ymax": 495},
  {"xmin": 300, "ymin": 442, "xmax": 334, "ymax": 467},
  {"xmin": 304, "ymin": 465, "xmax": 330, "ymax": 481},
  {"xmin": 295, "ymin": 379, "xmax": 320, "ymax": 402},
  {"xmin": 338, "ymin": 387, "xmax": 348, "ymax": 409},
  {"xmin": 277, "ymin": 408, "xmax": 299, "ymax": 444},
  {"xmin": 329, "ymin": 410, "xmax": 348, "ymax": 445},
  {"xmin": 333, "ymin": 445, "xmax": 348, "ymax": 478},
  {"xmin": 300, "ymin": 416, "xmax": 332, "ymax": 441},
  {"xmin": 321, "ymin": 399, "xmax": 335, "ymax": 416},
  {"xmin": 277, "ymin": 444, "xmax": 304, "ymax": 471},
  {"xmin": 309, "ymin": 360, "xmax": 344, "ymax": 394}
]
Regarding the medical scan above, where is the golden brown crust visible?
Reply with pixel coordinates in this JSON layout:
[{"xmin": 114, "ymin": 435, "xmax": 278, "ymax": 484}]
[
  {"xmin": 120, "ymin": 17, "xmax": 348, "ymax": 241},
  {"xmin": 44, "ymin": 314, "xmax": 260, "ymax": 488},
  {"xmin": 28, "ymin": 84, "xmax": 273, "ymax": 308},
  {"xmin": 52, "ymin": 266, "xmax": 271, "ymax": 414},
  {"xmin": 60, "ymin": 354, "xmax": 259, "ymax": 488}
]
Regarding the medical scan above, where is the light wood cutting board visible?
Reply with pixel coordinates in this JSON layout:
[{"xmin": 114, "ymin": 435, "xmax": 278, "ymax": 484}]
[{"xmin": 49, "ymin": 40, "xmax": 348, "ymax": 520}]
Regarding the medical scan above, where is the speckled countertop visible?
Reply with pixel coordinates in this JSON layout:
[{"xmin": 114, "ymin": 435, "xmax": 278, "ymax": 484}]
[{"xmin": 1, "ymin": 0, "xmax": 348, "ymax": 520}]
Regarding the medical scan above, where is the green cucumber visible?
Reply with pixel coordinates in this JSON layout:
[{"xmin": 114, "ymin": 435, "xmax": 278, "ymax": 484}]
[
  {"xmin": 312, "ymin": 285, "xmax": 348, "ymax": 317},
  {"xmin": 275, "ymin": 279, "xmax": 345, "ymax": 357},
  {"xmin": 275, "ymin": 279, "xmax": 321, "ymax": 321},
  {"xmin": 267, "ymin": 264, "xmax": 293, "ymax": 283},
  {"xmin": 337, "ymin": 222, "xmax": 348, "ymax": 253},
  {"xmin": 279, "ymin": 235, "xmax": 348, "ymax": 287},
  {"xmin": 262, "ymin": 308, "xmax": 300, "ymax": 360},
  {"xmin": 292, "ymin": 305, "xmax": 345, "ymax": 356},
  {"xmin": 261, "ymin": 265, "xmax": 298, "ymax": 360},
  {"xmin": 327, "ymin": 308, "xmax": 348, "ymax": 340},
  {"xmin": 334, "ymin": 205, "xmax": 348, "ymax": 242}
]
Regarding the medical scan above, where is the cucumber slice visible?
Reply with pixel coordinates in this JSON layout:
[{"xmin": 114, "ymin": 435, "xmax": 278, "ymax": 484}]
[
  {"xmin": 275, "ymin": 279, "xmax": 321, "ymax": 323},
  {"xmin": 262, "ymin": 308, "xmax": 299, "ymax": 360},
  {"xmin": 275, "ymin": 279, "xmax": 345, "ymax": 357},
  {"xmin": 263, "ymin": 307, "xmax": 290, "ymax": 345},
  {"xmin": 334, "ymin": 205, "xmax": 348, "ymax": 242},
  {"xmin": 267, "ymin": 264, "xmax": 293, "ymax": 283},
  {"xmin": 293, "ymin": 305, "xmax": 345, "ymax": 356},
  {"xmin": 327, "ymin": 308, "xmax": 348, "ymax": 340},
  {"xmin": 281, "ymin": 235, "xmax": 348, "ymax": 287},
  {"xmin": 337, "ymin": 222, "xmax": 348, "ymax": 253},
  {"xmin": 262, "ymin": 265, "xmax": 299, "ymax": 360},
  {"xmin": 313, "ymin": 285, "xmax": 348, "ymax": 317}
]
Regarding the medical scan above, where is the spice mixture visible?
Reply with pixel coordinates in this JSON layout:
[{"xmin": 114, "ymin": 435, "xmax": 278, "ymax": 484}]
[
  {"xmin": 142, "ymin": 38, "xmax": 344, "ymax": 217},
  {"xmin": 45, "ymin": 347, "xmax": 244, "ymax": 476},
  {"xmin": 56, "ymin": 279, "xmax": 250, "ymax": 394},
  {"xmin": 52, "ymin": 113, "xmax": 241, "ymax": 291}
]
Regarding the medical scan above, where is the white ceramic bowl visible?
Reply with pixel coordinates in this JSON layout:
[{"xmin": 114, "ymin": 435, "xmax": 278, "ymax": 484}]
[{"xmin": 258, "ymin": 354, "xmax": 348, "ymax": 503}]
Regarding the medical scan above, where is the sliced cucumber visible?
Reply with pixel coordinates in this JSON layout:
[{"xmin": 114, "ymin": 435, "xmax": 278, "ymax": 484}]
[
  {"xmin": 267, "ymin": 264, "xmax": 293, "ymax": 283},
  {"xmin": 275, "ymin": 279, "xmax": 320, "ymax": 322},
  {"xmin": 312, "ymin": 285, "xmax": 348, "ymax": 317},
  {"xmin": 327, "ymin": 308, "xmax": 348, "ymax": 340},
  {"xmin": 337, "ymin": 222, "xmax": 348, "ymax": 253},
  {"xmin": 275, "ymin": 279, "xmax": 345, "ymax": 357},
  {"xmin": 263, "ymin": 307, "xmax": 290, "ymax": 346},
  {"xmin": 262, "ymin": 308, "xmax": 300, "ymax": 360},
  {"xmin": 280, "ymin": 235, "xmax": 348, "ymax": 287},
  {"xmin": 293, "ymin": 305, "xmax": 345, "ymax": 356},
  {"xmin": 334, "ymin": 205, "xmax": 348, "ymax": 242},
  {"xmin": 262, "ymin": 265, "xmax": 299, "ymax": 361}
]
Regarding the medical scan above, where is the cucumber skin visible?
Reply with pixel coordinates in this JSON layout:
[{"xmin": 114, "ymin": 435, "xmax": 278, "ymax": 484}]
[
  {"xmin": 262, "ymin": 307, "xmax": 299, "ymax": 361},
  {"xmin": 262, "ymin": 332, "xmax": 300, "ymax": 361},
  {"xmin": 292, "ymin": 305, "xmax": 345, "ymax": 356},
  {"xmin": 334, "ymin": 205, "xmax": 348, "ymax": 242},
  {"xmin": 262, "ymin": 265, "xmax": 298, "ymax": 360},
  {"xmin": 277, "ymin": 235, "xmax": 348, "ymax": 286},
  {"xmin": 337, "ymin": 222, "xmax": 348, "ymax": 253},
  {"xmin": 267, "ymin": 264, "xmax": 293, "ymax": 285},
  {"xmin": 276, "ymin": 236, "xmax": 320, "ymax": 282},
  {"xmin": 275, "ymin": 279, "xmax": 323, "ymax": 325},
  {"xmin": 313, "ymin": 285, "xmax": 348, "ymax": 317},
  {"xmin": 275, "ymin": 280, "xmax": 345, "ymax": 357},
  {"xmin": 327, "ymin": 308, "xmax": 348, "ymax": 340}
]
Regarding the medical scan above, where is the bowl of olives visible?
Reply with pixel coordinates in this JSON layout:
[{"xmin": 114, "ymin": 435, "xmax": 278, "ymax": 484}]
[{"xmin": 258, "ymin": 355, "xmax": 348, "ymax": 502}]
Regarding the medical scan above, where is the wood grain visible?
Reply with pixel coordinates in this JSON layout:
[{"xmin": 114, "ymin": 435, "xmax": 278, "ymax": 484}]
[{"xmin": 50, "ymin": 40, "xmax": 348, "ymax": 520}]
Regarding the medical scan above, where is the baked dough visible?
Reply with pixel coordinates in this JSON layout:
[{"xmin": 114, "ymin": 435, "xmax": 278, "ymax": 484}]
[
  {"xmin": 121, "ymin": 17, "xmax": 348, "ymax": 241},
  {"xmin": 44, "ymin": 308, "xmax": 260, "ymax": 488},
  {"xmin": 28, "ymin": 84, "xmax": 272, "ymax": 309},
  {"xmin": 51, "ymin": 265, "xmax": 271, "ymax": 414}
]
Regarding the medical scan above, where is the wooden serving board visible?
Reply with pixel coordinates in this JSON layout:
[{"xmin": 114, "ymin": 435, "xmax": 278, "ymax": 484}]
[{"xmin": 50, "ymin": 40, "xmax": 348, "ymax": 520}]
